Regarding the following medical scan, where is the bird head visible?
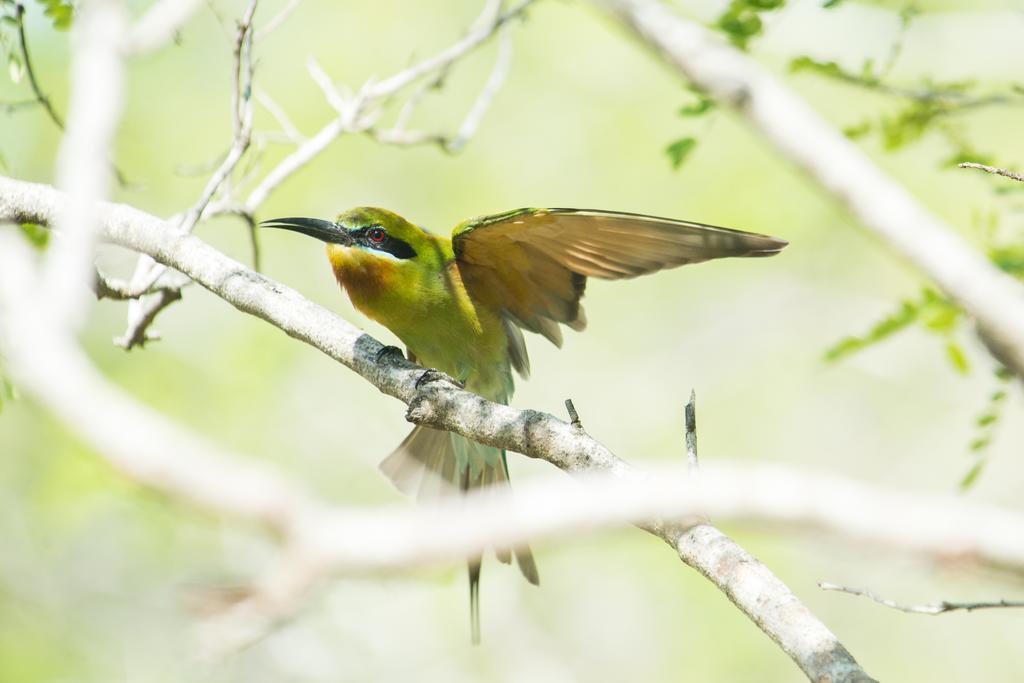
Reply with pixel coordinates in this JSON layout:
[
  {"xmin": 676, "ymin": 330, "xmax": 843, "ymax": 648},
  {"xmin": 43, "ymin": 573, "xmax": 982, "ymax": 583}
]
[
  {"xmin": 261, "ymin": 206, "xmax": 448, "ymax": 288},
  {"xmin": 261, "ymin": 206, "xmax": 429, "ymax": 261}
]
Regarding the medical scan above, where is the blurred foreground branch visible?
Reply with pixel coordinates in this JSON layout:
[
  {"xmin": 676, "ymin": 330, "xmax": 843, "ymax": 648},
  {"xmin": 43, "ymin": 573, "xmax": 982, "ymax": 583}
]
[
  {"xmin": 0, "ymin": 175, "xmax": 894, "ymax": 681},
  {"xmin": 593, "ymin": 0, "xmax": 1024, "ymax": 381}
]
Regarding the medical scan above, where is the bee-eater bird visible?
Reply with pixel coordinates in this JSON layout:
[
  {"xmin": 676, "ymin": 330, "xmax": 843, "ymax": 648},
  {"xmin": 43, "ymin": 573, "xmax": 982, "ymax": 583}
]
[{"xmin": 262, "ymin": 207, "xmax": 786, "ymax": 642}]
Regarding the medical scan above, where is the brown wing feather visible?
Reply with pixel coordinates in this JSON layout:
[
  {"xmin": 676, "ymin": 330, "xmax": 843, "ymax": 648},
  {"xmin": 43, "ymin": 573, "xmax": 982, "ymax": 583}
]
[{"xmin": 453, "ymin": 208, "xmax": 786, "ymax": 375}]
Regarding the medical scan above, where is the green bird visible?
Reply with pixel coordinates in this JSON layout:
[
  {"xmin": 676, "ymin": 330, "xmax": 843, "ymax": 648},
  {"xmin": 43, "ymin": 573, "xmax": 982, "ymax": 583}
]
[{"xmin": 262, "ymin": 207, "xmax": 786, "ymax": 641}]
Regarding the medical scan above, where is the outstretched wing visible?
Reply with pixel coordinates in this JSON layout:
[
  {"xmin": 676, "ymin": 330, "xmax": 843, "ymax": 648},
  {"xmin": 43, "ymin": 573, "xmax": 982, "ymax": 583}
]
[{"xmin": 452, "ymin": 208, "xmax": 787, "ymax": 375}]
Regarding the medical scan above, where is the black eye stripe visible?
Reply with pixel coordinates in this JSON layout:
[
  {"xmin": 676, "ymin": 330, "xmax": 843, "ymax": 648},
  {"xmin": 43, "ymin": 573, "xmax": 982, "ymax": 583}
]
[{"xmin": 354, "ymin": 224, "xmax": 417, "ymax": 260}]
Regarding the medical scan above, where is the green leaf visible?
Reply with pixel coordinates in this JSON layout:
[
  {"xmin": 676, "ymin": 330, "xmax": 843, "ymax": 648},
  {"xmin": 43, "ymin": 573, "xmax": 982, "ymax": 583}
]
[
  {"xmin": 0, "ymin": 374, "xmax": 15, "ymax": 414},
  {"xmin": 880, "ymin": 100, "xmax": 945, "ymax": 151},
  {"xmin": 18, "ymin": 223, "xmax": 49, "ymax": 249},
  {"xmin": 789, "ymin": 56, "xmax": 846, "ymax": 79},
  {"xmin": 665, "ymin": 137, "xmax": 697, "ymax": 171},
  {"xmin": 822, "ymin": 0, "xmax": 843, "ymax": 7},
  {"xmin": 944, "ymin": 341, "xmax": 969, "ymax": 374},
  {"xmin": 919, "ymin": 291, "xmax": 960, "ymax": 333},
  {"xmin": 34, "ymin": 0, "xmax": 73, "ymax": 30},
  {"xmin": 959, "ymin": 459, "xmax": 986, "ymax": 491},
  {"xmin": 716, "ymin": 0, "xmax": 782, "ymax": 50},
  {"xmin": 843, "ymin": 121, "xmax": 872, "ymax": 139},
  {"xmin": 678, "ymin": 97, "xmax": 714, "ymax": 117},
  {"xmin": 718, "ymin": 11, "xmax": 761, "ymax": 48},
  {"xmin": 824, "ymin": 298, "xmax": 919, "ymax": 362},
  {"xmin": 989, "ymin": 245, "xmax": 1024, "ymax": 278},
  {"xmin": 942, "ymin": 146, "xmax": 995, "ymax": 170}
]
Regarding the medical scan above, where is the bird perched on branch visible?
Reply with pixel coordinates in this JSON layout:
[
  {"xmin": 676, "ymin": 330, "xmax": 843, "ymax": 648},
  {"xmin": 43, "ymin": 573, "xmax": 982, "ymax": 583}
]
[{"xmin": 262, "ymin": 207, "xmax": 787, "ymax": 642}]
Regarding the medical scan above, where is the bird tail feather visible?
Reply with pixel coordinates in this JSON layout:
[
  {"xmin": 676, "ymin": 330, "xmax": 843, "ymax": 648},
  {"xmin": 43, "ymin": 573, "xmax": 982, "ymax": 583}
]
[{"xmin": 379, "ymin": 425, "xmax": 540, "ymax": 641}]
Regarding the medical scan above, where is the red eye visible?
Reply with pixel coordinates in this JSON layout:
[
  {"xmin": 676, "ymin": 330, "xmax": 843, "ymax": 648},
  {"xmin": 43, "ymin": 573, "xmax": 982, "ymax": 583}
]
[{"xmin": 367, "ymin": 227, "xmax": 386, "ymax": 244}]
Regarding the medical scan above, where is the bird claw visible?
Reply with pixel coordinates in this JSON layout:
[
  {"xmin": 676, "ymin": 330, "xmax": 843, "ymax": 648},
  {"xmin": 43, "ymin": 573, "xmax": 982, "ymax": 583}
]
[
  {"xmin": 415, "ymin": 368, "xmax": 463, "ymax": 390},
  {"xmin": 375, "ymin": 345, "xmax": 404, "ymax": 364}
]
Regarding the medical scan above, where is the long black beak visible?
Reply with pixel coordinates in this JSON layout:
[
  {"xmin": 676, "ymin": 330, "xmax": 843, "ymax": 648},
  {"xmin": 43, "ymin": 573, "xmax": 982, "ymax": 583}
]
[{"xmin": 260, "ymin": 217, "xmax": 353, "ymax": 245}]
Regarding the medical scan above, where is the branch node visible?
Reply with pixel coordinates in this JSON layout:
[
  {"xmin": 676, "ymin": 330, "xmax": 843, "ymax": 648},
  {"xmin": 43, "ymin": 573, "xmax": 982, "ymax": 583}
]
[
  {"xmin": 685, "ymin": 389, "xmax": 698, "ymax": 472},
  {"xmin": 564, "ymin": 398, "xmax": 584, "ymax": 432}
]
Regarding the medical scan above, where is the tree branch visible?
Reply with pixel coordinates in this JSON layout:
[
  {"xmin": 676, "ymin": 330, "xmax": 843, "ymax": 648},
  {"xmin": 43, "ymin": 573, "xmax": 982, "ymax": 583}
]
[
  {"xmin": 593, "ymin": 0, "xmax": 1024, "ymax": 382},
  {"xmin": 0, "ymin": 174, "xmax": 890, "ymax": 681}
]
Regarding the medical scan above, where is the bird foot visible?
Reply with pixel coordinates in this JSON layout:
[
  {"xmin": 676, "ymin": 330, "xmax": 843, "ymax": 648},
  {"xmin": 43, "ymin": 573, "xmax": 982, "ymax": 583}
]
[
  {"xmin": 415, "ymin": 367, "xmax": 464, "ymax": 390},
  {"xmin": 375, "ymin": 345, "xmax": 405, "ymax": 365}
]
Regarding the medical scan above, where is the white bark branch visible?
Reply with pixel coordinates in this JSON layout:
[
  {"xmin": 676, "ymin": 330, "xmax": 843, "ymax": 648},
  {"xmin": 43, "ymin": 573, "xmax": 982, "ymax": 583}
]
[
  {"xmin": 594, "ymin": 0, "xmax": 1024, "ymax": 380},
  {"xmin": 0, "ymin": 175, "xmax": 891, "ymax": 681}
]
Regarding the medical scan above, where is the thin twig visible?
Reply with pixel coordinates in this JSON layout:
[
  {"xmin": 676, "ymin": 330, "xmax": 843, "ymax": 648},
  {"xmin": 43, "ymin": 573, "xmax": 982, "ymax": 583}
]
[
  {"xmin": 118, "ymin": 0, "xmax": 258, "ymax": 348},
  {"xmin": 958, "ymin": 162, "xmax": 1024, "ymax": 183},
  {"xmin": 685, "ymin": 389, "xmax": 697, "ymax": 472},
  {"xmin": 14, "ymin": 3, "xmax": 65, "ymax": 130},
  {"xmin": 113, "ymin": 287, "xmax": 183, "ymax": 348},
  {"xmin": 445, "ymin": 24, "xmax": 513, "ymax": 153},
  {"xmin": 254, "ymin": 0, "xmax": 303, "ymax": 42},
  {"xmin": 391, "ymin": 73, "xmax": 443, "ymax": 134},
  {"xmin": 180, "ymin": 0, "xmax": 258, "ymax": 234},
  {"xmin": 255, "ymin": 90, "xmax": 306, "ymax": 143},
  {"xmin": 819, "ymin": 582, "xmax": 1024, "ymax": 615},
  {"xmin": 365, "ymin": 0, "xmax": 533, "ymax": 100},
  {"xmin": 564, "ymin": 398, "xmax": 584, "ymax": 431},
  {"xmin": 93, "ymin": 269, "xmax": 189, "ymax": 300}
]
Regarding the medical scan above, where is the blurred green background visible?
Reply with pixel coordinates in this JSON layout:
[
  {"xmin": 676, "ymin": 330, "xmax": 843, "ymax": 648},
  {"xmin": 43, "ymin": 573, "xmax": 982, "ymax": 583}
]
[{"xmin": 2, "ymin": 0, "xmax": 1024, "ymax": 680}]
